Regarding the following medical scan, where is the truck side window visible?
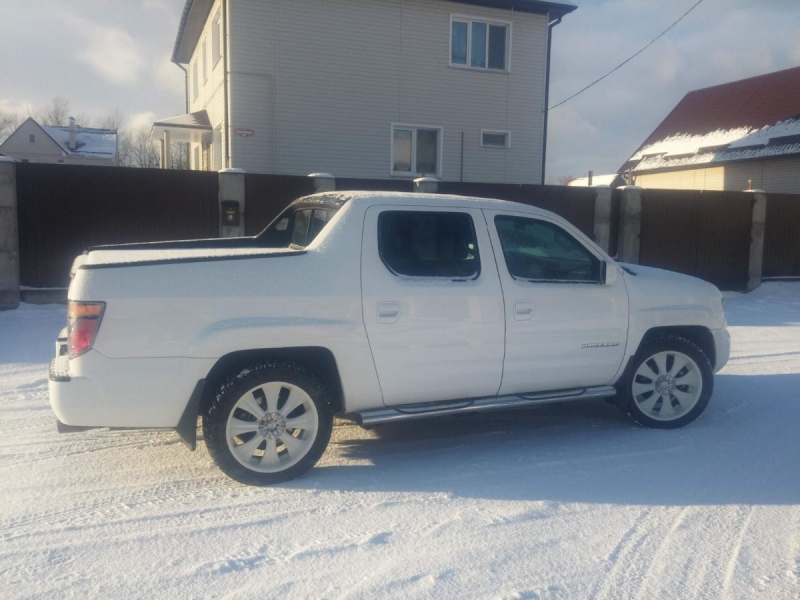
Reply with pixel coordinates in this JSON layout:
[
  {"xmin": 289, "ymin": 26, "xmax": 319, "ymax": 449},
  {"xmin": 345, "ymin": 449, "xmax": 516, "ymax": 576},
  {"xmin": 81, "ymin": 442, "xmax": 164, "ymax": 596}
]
[
  {"xmin": 291, "ymin": 209, "xmax": 312, "ymax": 246},
  {"xmin": 378, "ymin": 211, "xmax": 480, "ymax": 279},
  {"xmin": 494, "ymin": 216, "xmax": 601, "ymax": 283}
]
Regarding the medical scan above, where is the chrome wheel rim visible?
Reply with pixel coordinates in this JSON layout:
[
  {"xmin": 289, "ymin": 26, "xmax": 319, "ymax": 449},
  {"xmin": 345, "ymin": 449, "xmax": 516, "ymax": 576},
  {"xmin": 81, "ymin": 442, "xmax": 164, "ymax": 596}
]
[
  {"xmin": 632, "ymin": 351, "xmax": 703, "ymax": 421},
  {"xmin": 225, "ymin": 381, "xmax": 319, "ymax": 473}
]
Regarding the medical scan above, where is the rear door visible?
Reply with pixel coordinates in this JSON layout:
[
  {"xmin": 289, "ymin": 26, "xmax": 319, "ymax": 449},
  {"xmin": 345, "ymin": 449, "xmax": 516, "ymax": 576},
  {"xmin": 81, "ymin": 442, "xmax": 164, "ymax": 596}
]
[
  {"xmin": 485, "ymin": 209, "xmax": 629, "ymax": 395},
  {"xmin": 361, "ymin": 205, "xmax": 505, "ymax": 406}
]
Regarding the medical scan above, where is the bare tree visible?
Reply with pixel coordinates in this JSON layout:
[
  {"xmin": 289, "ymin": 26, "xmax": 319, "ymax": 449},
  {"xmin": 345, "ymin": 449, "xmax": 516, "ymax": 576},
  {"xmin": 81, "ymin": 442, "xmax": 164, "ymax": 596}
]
[
  {"xmin": 97, "ymin": 109, "xmax": 126, "ymax": 131},
  {"xmin": 557, "ymin": 174, "xmax": 575, "ymax": 186},
  {"xmin": 0, "ymin": 110, "xmax": 22, "ymax": 144},
  {"xmin": 40, "ymin": 96, "xmax": 70, "ymax": 126},
  {"xmin": 125, "ymin": 125, "xmax": 160, "ymax": 168},
  {"xmin": 73, "ymin": 112, "xmax": 92, "ymax": 128},
  {"xmin": 170, "ymin": 142, "xmax": 189, "ymax": 170}
]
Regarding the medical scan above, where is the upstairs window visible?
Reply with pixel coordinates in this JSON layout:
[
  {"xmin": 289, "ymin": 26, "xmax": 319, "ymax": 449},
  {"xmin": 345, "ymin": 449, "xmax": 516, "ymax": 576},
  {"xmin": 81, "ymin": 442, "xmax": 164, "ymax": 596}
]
[
  {"xmin": 192, "ymin": 60, "xmax": 199, "ymax": 99},
  {"xmin": 29, "ymin": 134, "xmax": 35, "ymax": 143},
  {"xmin": 202, "ymin": 37, "xmax": 208, "ymax": 82},
  {"xmin": 451, "ymin": 16, "xmax": 510, "ymax": 71},
  {"xmin": 481, "ymin": 130, "xmax": 510, "ymax": 149},
  {"xmin": 391, "ymin": 124, "xmax": 442, "ymax": 177},
  {"xmin": 212, "ymin": 10, "xmax": 222, "ymax": 65},
  {"xmin": 378, "ymin": 211, "xmax": 480, "ymax": 279}
]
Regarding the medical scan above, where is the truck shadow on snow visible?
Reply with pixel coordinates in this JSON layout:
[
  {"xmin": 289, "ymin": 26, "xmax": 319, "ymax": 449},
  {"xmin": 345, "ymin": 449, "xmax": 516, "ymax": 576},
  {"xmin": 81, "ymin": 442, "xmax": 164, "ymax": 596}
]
[{"xmin": 286, "ymin": 372, "xmax": 800, "ymax": 506}]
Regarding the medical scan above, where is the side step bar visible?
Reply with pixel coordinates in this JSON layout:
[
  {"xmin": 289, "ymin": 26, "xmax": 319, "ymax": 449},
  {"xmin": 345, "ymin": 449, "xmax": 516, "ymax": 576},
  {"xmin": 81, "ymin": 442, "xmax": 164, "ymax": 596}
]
[{"xmin": 353, "ymin": 385, "xmax": 617, "ymax": 428}]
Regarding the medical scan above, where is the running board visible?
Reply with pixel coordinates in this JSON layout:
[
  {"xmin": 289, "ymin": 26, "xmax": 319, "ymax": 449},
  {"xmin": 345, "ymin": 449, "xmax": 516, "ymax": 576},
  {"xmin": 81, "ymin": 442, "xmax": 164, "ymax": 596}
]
[{"xmin": 353, "ymin": 385, "xmax": 617, "ymax": 428}]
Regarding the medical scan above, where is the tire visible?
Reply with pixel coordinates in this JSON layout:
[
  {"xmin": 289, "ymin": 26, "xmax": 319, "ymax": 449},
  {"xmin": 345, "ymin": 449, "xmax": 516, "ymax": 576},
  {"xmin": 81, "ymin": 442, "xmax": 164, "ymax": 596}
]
[
  {"xmin": 203, "ymin": 361, "xmax": 333, "ymax": 485},
  {"xmin": 622, "ymin": 334, "xmax": 713, "ymax": 429}
]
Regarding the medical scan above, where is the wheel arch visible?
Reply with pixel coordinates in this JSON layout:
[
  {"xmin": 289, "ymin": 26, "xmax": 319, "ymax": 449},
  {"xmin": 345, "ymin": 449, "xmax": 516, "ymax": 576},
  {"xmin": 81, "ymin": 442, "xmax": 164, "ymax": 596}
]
[
  {"xmin": 639, "ymin": 325, "xmax": 716, "ymax": 370},
  {"xmin": 200, "ymin": 347, "xmax": 345, "ymax": 414}
]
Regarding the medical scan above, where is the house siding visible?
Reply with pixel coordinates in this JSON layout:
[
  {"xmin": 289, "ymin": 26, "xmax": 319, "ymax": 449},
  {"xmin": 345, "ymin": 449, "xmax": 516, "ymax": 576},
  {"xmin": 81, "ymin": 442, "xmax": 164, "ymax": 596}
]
[
  {"xmin": 225, "ymin": 0, "xmax": 548, "ymax": 183},
  {"xmin": 635, "ymin": 157, "xmax": 800, "ymax": 194}
]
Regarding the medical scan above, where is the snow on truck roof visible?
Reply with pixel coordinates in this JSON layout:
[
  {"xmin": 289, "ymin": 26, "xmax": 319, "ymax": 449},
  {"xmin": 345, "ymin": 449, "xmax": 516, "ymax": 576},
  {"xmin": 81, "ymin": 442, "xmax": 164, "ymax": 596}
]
[{"xmin": 292, "ymin": 191, "xmax": 560, "ymax": 218}]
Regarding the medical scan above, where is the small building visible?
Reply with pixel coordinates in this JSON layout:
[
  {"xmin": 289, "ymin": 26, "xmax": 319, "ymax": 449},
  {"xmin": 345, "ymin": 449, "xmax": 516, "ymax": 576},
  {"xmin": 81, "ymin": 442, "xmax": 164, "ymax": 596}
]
[
  {"xmin": 620, "ymin": 66, "xmax": 800, "ymax": 193},
  {"xmin": 0, "ymin": 117, "xmax": 118, "ymax": 166},
  {"xmin": 567, "ymin": 173, "xmax": 626, "ymax": 188},
  {"xmin": 153, "ymin": 0, "xmax": 577, "ymax": 184}
]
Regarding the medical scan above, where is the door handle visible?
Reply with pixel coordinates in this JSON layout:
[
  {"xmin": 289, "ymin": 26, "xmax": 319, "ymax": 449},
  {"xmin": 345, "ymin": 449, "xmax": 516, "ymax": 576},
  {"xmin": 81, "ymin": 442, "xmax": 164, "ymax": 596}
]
[
  {"xmin": 514, "ymin": 300, "xmax": 534, "ymax": 321},
  {"xmin": 376, "ymin": 301, "xmax": 401, "ymax": 324}
]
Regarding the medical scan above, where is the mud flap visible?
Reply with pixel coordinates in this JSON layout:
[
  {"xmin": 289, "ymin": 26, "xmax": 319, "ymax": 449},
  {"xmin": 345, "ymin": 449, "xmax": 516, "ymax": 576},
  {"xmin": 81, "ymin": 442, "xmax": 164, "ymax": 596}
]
[{"xmin": 175, "ymin": 379, "xmax": 205, "ymax": 451}]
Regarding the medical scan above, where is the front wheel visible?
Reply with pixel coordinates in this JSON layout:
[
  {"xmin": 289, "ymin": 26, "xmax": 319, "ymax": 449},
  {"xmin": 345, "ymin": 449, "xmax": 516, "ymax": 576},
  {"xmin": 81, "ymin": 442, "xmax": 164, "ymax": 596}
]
[
  {"xmin": 203, "ymin": 362, "xmax": 333, "ymax": 485},
  {"xmin": 623, "ymin": 335, "xmax": 713, "ymax": 429}
]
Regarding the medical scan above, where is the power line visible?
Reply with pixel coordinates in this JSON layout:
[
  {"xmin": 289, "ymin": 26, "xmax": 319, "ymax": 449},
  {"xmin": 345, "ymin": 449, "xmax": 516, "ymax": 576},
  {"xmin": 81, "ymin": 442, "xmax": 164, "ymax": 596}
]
[{"xmin": 549, "ymin": 0, "xmax": 706, "ymax": 110}]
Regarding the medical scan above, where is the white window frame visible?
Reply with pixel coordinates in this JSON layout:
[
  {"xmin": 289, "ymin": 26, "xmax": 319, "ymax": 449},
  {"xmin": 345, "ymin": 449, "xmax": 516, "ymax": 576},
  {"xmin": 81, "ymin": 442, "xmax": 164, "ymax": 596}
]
[
  {"xmin": 481, "ymin": 129, "xmax": 511, "ymax": 149},
  {"xmin": 390, "ymin": 123, "xmax": 444, "ymax": 178},
  {"xmin": 449, "ymin": 14, "xmax": 512, "ymax": 73},
  {"xmin": 202, "ymin": 37, "xmax": 208, "ymax": 83},
  {"xmin": 211, "ymin": 10, "xmax": 222, "ymax": 66}
]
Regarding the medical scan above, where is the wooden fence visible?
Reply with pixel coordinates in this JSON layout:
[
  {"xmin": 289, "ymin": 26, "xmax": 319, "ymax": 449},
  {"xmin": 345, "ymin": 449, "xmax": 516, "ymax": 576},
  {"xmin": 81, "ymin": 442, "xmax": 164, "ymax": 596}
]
[{"xmin": 763, "ymin": 193, "xmax": 800, "ymax": 278}]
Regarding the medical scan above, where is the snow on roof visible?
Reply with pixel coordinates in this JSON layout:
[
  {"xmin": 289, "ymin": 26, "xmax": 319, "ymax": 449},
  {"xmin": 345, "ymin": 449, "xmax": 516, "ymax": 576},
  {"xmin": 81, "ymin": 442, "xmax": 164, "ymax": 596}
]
[
  {"xmin": 567, "ymin": 174, "xmax": 622, "ymax": 187},
  {"xmin": 42, "ymin": 125, "xmax": 117, "ymax": 159},
  {"xmin": 622, "ymin": 66, "xmax": 800, "ymax": 173}
]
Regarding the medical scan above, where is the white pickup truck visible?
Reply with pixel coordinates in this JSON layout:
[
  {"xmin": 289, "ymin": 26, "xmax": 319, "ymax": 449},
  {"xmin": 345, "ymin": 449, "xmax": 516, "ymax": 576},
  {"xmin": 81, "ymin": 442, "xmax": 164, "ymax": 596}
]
[{"xmin": 49, "ymin": 192, "xmax": 730, "ymax": 485}]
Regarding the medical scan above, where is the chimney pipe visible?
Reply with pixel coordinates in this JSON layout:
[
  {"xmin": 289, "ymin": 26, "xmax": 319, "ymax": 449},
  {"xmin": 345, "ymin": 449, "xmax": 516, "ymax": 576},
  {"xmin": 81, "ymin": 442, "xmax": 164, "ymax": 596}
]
[
  {"xmin": 68, "ymin": 117, "xmax": 77, "ymax": 151},
  {"xmin": 588, "ymin": 170, "xmax": 593, "ymax": 186}
]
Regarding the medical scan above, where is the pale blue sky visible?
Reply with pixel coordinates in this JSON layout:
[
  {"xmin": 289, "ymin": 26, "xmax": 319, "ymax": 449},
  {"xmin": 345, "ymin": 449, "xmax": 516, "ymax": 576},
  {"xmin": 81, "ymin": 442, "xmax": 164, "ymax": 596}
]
[{"xmin": 0, "ymin": 0, "xmax": 798, "ymax": 180}]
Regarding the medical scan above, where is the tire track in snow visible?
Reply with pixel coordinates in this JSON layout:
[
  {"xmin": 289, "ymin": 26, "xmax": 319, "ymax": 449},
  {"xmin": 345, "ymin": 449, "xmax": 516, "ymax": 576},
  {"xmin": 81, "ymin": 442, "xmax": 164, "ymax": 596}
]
[
  {"xmin": 0, "ymin": 476, "xmax": 257, "ymax": 539},
  {"xmin": 719, "ymin": 507, "xmax": 754, "ymax": 599}
]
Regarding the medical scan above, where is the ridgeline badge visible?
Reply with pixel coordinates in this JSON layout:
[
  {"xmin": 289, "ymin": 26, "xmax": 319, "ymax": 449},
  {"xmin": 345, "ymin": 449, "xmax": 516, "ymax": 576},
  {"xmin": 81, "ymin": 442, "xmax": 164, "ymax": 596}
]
[{"xmin": 582, "ymin": 342, "xmax": 620, "ymax": 349}]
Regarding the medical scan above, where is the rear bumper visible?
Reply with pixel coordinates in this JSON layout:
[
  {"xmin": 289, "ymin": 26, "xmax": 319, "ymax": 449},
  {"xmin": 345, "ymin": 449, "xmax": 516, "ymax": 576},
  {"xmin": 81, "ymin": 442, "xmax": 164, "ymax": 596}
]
[
  {"xmin": 48, "ymin": 341, "xmax": 215, "ymax": 429},
  {"xmin": 712, "ymin": 326, "xmax": 730, "ymax": 373}
]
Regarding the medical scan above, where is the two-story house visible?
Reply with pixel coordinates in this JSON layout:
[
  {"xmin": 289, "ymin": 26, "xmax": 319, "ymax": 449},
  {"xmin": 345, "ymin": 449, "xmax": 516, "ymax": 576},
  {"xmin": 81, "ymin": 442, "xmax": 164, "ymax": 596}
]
[{"xmin": 152, "ymin": 0, "xmax": 576, "ymax": 184}]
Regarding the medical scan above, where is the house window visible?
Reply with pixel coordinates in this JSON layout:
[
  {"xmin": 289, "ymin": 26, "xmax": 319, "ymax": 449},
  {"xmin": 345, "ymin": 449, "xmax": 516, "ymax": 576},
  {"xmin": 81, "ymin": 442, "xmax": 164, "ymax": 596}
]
[
  {"xmin": 29, "ymin": 134, "xmax": 35, "ymax": 143},
  {"xmin": 202, "ymin": 37, "xmax": 208, "ymax": 82},
  {"xmin": 212, "ymin": 10, "xmax": 221, "ymax": 65},
  {"xmin": 481, "ymin": 130, "xmax": 510, "ymax": 148},
  {"xmin": 192, "ymin": 60, "xmax": 199, "ymax": 99},
  {"xmin": 451, "ymin": 16, "xmax": 510, "ymax": 71},
  {"xmin": 391, "ymin": 124, "xmax": 442, "ymax": 177}
]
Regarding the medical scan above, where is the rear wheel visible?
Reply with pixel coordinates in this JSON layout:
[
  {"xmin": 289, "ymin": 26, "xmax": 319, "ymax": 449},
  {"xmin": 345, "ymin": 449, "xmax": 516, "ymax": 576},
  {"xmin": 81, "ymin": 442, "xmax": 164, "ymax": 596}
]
[
  {"xmin": 623, "ymin": 335, "xmax": 713, "ymax": 429},
  {"xmin": 203, "ymin": 362, "xmax": 333, "ymax": 485}
]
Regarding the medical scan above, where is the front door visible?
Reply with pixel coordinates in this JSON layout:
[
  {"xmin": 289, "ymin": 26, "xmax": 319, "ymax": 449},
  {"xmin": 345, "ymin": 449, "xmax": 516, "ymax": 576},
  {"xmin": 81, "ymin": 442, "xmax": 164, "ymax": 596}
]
[
  {"xmin": 484, "ymin": 209, "xmax": 629, "ymax": 395},
  {"xmin": 361, "ymin": 205, "xmax": 505, "ymax": 406}
]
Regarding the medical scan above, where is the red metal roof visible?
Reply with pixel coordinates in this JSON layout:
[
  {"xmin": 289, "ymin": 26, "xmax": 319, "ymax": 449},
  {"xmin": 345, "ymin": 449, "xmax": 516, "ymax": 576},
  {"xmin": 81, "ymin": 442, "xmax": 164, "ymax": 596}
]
[{"xmin": 622, "ymin": 65, "xmax": 800, "ymax": 171}]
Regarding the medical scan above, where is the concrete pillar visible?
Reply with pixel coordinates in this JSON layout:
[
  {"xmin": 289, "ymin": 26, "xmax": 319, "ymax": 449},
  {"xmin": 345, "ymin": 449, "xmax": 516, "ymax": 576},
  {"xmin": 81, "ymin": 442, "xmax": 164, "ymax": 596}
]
[
  {"xmin": 592, "ymin": 185, "xmax": 612, "ymax": 254},
  {"xmin": 746, "ymin": 190, "xmax": 767, "ymax": 292},
  {"xmin": 308, "ymin": 173, "xmax": 336, "ymax": 193},
  {"xmin": 0, "ymin": 157, "xmax": 20, "ymax": 310},
  {"xmin": 617, "ymin": 186, "xmax": 643, "ymax": 264},
  {"xmin": 163, "ymin": 131, "xmax": 172, "ymax": 169},
  {"xmin": 219, "ymin": 168, "xmax": 246, "ymax": 238},
  {"xmin": 414, "ymin": 177, "xmax": 439, "ymax": 193}
]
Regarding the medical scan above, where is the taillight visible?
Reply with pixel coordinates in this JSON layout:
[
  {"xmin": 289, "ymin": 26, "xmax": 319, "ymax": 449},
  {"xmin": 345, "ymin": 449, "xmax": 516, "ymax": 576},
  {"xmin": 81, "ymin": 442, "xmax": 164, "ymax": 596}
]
[{"xmin": 67, "ymin": 301, "xmax": 105, "ymax": 358}]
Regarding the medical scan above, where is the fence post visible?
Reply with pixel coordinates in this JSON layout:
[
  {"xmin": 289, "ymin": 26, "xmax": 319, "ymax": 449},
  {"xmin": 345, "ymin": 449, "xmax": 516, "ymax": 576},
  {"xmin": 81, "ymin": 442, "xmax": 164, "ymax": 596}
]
[
  {"xmin": 309, "ymin": 173, "xmax": 336, "ymax": 193},
  {"xmin": 746, "ymin": 190, "xmax": 767, "ymax": 292},
  {"xmin": 617, "ymin": 185, "xmax": 643, "ymax": 264},
  {"xmin": 414, "ymin": 177, "xmax": 439, "ymax": 193},
  {"xmin": 0, "ymin": 157, "xmax": 20, "ymax": 310},
  {"xmin": 592, "ymin": 185, "xmax": 612, "ymax": 254},
  {"xmin": 219, "ymin": 168, "xmax": 246, "ymax": 238}
]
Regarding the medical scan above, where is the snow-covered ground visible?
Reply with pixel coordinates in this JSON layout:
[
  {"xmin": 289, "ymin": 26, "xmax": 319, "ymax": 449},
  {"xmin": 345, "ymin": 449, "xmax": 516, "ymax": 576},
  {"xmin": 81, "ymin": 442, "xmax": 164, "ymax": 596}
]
[{"xmin": 1, "ymin": 284, "xmax": 799, "ymax": 599}]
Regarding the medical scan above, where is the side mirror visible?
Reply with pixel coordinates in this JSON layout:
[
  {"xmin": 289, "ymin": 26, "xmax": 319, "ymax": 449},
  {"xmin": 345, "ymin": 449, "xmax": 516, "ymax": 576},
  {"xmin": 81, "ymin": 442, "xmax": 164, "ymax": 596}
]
[{"xmin": 602, "ymin": 261, "xmax": 618, "ymax": 285}]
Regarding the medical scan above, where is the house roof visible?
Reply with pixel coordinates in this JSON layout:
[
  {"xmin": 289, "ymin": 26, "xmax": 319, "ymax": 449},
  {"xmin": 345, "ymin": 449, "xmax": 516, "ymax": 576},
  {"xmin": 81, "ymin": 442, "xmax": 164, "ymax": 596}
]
[
  {"xmin": 41, "ymin": 124, "xmax": 117, "ymax": 159},
  {"xmin": 567, "ymin": 173, "xmax": 624, "ymax": 187},
  {"xmin": 172, "ymin": 0, "xmax": 577, "ymax": 63},
  {"xmin": 621, "ymin": 66, "xmax": 800, "ymax": 174}
]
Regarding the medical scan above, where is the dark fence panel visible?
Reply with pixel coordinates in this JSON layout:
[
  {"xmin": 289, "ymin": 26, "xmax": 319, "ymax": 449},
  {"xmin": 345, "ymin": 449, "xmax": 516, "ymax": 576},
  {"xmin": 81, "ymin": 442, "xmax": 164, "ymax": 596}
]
[
  {"xmin": 16, "ymin": 163, "xmax": 219, "ymax": 288},
  {"xmin": 763, "ymin": 193, "xmax": 800, "ymax": 277},
  {"xmin": 639, "ymin": 189, "xmax": 752, "ymax": 290},
  {"xmin": 244, "ymin": 174, "xmax": 315, "ymax": 235},
  {"xmin": 437, "ymin": 182, "xmax": 597, "ymax": 238}
]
